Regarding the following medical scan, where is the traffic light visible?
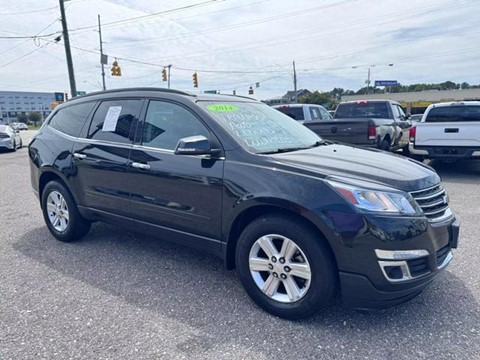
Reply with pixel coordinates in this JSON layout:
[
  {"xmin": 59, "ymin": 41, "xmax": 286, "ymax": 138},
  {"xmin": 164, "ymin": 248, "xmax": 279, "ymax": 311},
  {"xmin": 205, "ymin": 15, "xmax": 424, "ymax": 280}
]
[
  {"xmin": 193, "ymin": 72, "xmax": 198, "ymax": 88},
  {"xmin": 248, "ymin": 86, "xmax": 254, "ymax": 95},
  {"xmin": 233, "ymin": 90, "xmax": 236, "ymax": 95},
  {"xmin": 162, "ymin": 68, "xmax": 167, "ymax": 82},
  {"xmin": 65, "ymin": 93, "xmax": 69, "ymax": 101},
  {"xmin": 111, "ymin": 60, "xmax": 122, "ymax": 76}
]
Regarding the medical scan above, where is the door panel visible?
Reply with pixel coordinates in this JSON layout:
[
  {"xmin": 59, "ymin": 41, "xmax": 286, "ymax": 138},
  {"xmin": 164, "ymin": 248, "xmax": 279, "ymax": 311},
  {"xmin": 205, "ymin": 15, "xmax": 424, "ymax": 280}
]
[
  {"xmin": 71, "ymin": 99, "xmax": 143, "ymax": 217},
  {"xmin": 128, "ymin": 99, "xmax": 224, "ymax": 241}
]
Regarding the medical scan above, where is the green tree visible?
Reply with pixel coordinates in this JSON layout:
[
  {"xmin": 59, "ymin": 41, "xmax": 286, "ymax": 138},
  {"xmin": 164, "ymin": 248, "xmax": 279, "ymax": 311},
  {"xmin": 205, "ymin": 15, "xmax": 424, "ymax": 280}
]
[
  {"xmin": 299, "ymin": 91, "xmax": 338, "ymax": 109},
  {"xmin": 17, "ymin": 113, "xmax": 28, "ymax": 124},
  {"xmin": 28, "ymin": 111, "xmax": 42, "ymax": 127}
]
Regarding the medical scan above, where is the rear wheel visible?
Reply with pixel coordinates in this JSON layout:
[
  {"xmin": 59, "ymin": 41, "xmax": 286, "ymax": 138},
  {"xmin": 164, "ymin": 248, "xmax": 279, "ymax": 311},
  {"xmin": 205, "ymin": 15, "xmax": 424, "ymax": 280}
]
[
  {"xmin": 41, "ymin": 181, "xmax": 91, "ymax": 242},
  {"xmin": 236, "ymin": 214, "xmax": 336, "ymax": 319},
  {"xmin": 380, "ymin": 139, "xmax": 390, "ymax": 151}
]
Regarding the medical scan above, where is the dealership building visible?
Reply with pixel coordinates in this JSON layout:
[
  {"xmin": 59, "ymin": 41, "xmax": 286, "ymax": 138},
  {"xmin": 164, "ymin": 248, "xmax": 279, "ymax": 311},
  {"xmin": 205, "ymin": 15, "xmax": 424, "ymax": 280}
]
[
  {"xmin": 341, "ymin": 88, "xmax": 480, "ymax": 114},
  {"xmin": 0, "ymin": 90, "xmax": 65, "ymax": 123}
]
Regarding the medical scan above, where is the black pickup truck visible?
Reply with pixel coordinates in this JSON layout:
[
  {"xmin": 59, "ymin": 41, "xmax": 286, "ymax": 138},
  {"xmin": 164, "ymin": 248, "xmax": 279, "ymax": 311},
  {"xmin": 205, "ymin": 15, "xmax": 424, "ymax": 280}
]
[{"xmin": 304, "ymin": 100, "xmax": 412, "ymax": 152}]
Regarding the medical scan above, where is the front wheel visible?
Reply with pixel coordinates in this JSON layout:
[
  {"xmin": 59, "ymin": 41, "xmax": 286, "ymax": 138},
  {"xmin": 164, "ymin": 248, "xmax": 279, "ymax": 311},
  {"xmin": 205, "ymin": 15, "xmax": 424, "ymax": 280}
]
[
  {"xmin": 236, "ymin": 215, "xmax": 337, "ymax": 320},
  {"xmin": 41, "ymin": 181, "xmax": 91, "ymax": 242}
]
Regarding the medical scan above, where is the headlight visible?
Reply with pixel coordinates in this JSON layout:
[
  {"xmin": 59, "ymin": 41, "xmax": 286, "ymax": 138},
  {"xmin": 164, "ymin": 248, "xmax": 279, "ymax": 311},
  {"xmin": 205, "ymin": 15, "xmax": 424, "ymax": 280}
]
[{"xmin": 326, "ymin": 180, "xmax": 421, "ymax": 215}]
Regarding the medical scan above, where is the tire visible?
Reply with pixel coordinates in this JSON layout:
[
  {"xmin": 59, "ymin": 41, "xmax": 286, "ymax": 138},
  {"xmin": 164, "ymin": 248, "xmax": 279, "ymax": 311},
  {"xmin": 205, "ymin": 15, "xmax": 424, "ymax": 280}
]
[
  {"xmin": 41, "ymin": 180, "xmax": 91, "ymax": 242},
  {"xmin": 12, "ymin": 140, "xmax": 16, "ymax": 152},
  {"xmin": 402, "ymin": 145, "xmax": 410, "ymax": 157},
  {"xmin": 235, "ymin": 214, "xmax": 337, "ymax": 320},
  {"xmin": 410, "ymin": 154, "xmax": 424, "ymax": 162},
  {"xmin": 380, "ymin": 139, "xmax": 390, "ymax": 151}
]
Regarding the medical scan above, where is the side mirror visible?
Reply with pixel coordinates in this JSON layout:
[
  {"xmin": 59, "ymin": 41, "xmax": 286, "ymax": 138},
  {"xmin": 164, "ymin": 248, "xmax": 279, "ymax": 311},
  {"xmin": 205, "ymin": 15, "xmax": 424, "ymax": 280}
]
[{"xmin": 174, "ymin": 135, "xmax": 220, "ymax": 156}]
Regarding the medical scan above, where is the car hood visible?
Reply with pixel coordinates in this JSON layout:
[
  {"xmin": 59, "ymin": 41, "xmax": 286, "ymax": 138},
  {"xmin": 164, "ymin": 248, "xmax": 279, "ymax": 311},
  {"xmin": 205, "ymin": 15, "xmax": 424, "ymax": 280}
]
[{"xmin": 269, "ymin": 144, "xmax": 440, "ymax": 192}]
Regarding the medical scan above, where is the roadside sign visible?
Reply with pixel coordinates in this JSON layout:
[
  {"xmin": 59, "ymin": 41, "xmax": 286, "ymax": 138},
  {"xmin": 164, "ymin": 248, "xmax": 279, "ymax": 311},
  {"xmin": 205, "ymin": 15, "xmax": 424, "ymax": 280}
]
[
  {"xmin": 375, "ymin": 80, "xmax": 398, "ymax": 87},
  {"xmin": 54, "ymin": 92, "xmax": 65, "ymax": 102},
  {"xmin": 76, "ymin": 91, "xmax": 87, "ymax": 96}
]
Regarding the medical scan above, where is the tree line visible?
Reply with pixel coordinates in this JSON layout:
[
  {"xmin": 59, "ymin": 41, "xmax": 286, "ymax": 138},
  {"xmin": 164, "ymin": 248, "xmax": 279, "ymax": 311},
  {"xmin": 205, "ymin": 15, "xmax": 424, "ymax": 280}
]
[{"xmin": 300, "ymin": 81, "xmax": 480, "ymax": 109}]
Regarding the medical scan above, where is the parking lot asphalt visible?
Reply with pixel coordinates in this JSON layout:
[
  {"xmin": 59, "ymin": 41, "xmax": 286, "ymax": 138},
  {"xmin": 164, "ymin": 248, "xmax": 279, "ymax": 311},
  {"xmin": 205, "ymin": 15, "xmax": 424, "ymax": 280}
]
[{"xmin": 0, "ymin": 131, "xmax": 479, "ymax": 360}]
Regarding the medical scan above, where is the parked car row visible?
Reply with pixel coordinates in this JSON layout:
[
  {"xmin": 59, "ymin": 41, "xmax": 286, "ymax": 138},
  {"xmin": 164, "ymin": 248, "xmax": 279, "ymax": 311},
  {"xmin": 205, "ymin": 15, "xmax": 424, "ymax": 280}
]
[
  {"xmin": 275, "ymin": 101, "xmax": 412, "ymax": 153},
  {"xmin": 29, "ymin": 88, "xmax": 459, "ymax": 320},
  {"xmin": 11, "ymin": 122, "xmax": 29, "ymax": 131}
]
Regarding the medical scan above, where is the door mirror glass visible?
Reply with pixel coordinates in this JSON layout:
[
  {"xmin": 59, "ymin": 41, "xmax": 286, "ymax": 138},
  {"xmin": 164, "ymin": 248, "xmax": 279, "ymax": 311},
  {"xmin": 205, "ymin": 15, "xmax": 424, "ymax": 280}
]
[{"xmin": 175, "ymin": 135, "xmax": 214, "ymax": 155}]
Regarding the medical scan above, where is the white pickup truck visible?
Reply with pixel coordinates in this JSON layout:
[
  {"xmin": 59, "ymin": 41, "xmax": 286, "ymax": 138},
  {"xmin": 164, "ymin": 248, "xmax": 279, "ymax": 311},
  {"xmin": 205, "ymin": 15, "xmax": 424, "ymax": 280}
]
[{"xmin": 409, "ymin": 101, "xmax": 480, "ymax": 161}]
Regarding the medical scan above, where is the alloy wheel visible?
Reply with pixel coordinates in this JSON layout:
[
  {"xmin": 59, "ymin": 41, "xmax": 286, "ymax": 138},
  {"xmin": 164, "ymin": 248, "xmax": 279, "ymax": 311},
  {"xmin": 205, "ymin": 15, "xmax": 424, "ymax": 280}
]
[
  {"xmin": 249, "ymin": 234, "xmax": 312, "ymax": 303},
  {"xmin": 46, "ymin": 191, "xmax": 70, "ymax": 232}
]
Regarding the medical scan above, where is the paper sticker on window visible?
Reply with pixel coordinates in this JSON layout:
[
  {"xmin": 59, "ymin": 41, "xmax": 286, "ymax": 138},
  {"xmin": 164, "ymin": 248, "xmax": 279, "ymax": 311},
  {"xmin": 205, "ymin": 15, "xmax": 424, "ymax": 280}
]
[
  {"xmin": 102, "ymin": 106, "xmax": 122, "ymax": 132},
  {"xmin": 207, "ymin": 104, "xmax": 238, "ymax": 112}
]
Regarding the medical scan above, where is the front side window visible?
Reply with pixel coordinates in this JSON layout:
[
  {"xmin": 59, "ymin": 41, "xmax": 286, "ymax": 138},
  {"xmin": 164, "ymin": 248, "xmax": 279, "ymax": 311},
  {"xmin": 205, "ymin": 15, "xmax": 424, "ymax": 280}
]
[
  {"xmin": 87, "ymin": 99, "xmax": 143, "ymax": 144},
  {"xmin": 49, "ymin": 101, "xmax": 96, "ymax": 137},
  {"xmin": 199, "ymin": 102, "xmax": 321, "ymax": 154},
  {"xmin": 142, "ymin": 100, "xmax": 210, "ymax": 150},
  {"xmin": 318, "ymin": 107, "xmax": 332, "ymax": 120}
]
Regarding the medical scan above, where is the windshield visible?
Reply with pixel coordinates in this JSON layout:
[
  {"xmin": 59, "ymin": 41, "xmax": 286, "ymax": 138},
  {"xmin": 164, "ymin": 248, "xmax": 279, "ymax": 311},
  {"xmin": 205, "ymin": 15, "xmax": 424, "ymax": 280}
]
[{"xmin": 199, "ymin": 101, "xmax": 322, "ymax": 154}]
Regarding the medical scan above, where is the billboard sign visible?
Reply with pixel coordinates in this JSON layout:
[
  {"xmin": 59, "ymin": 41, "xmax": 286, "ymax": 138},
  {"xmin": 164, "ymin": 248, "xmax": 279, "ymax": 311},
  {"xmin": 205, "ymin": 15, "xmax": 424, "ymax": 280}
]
[{"xmin": 375, "ymin": 80, "xmax": 398, "ymax": 87}]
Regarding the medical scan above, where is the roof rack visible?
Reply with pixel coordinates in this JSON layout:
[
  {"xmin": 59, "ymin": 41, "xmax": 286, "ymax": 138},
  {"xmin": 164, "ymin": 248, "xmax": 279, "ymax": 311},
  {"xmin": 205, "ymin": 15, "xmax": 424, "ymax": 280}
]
[{"xmin": 70, "ymin": 87, "xmax": 195, "ymax": 101}]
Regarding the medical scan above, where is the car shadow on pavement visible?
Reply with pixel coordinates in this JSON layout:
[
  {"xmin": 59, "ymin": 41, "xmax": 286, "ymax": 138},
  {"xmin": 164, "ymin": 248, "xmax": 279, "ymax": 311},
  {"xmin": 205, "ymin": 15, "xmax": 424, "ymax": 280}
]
[
  {"xmin": 426, "ymin": 159, "xmax": 480, "ymax": 184},
  {"xmin": 14, "ymin": 223, "xmax": 480, "ymax": 359}
]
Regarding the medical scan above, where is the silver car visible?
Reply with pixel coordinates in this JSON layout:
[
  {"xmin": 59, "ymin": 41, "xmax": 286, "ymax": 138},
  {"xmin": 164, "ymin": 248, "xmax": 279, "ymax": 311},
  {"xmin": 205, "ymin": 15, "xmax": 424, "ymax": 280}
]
[{"xmin": 0, "ymin": 124, "xmax": 22, "ymax": 151}]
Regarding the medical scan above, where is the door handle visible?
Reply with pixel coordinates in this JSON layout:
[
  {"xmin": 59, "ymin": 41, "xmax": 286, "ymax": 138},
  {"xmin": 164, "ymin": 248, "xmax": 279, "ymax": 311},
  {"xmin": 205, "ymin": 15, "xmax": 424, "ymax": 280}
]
[
  {"xmin": 131, "ymin": 162, "xmax": 151, "ymax": 170},
  {"xmin": 73, "ymin": 153, "xmax": 87, "ymax": 160},
  {"xmin": 444, "ymin": 128, "xmax": 459, "ymax": 133}
]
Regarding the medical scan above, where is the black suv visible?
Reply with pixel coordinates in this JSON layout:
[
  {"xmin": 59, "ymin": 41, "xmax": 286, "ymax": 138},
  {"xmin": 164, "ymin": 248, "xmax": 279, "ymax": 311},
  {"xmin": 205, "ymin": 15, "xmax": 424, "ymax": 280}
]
[{"xmin": 29, "ymin": 88, "xmax": 460, "ymax": 319}]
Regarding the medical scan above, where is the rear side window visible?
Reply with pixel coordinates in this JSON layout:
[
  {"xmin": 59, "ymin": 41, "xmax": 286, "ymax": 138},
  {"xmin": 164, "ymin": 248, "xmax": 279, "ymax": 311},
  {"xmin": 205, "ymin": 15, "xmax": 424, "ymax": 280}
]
[
  {"xmin": 49, "ymin": 102, "xmax": 96, "ymax": 137},
  {"xmin": 87, "ymin": 99, "xmax": 143, "ymax": 144},
  {"xmin": 275, "ymin": 106, "xmax": 305, "ymax": 121},
  {"xmin": 335, "ymin": 102, "xmax": 389, "ymax": 119},
  {"xmin": 426, "ymin": 106, "xmax": 480, "ymax": 122}
]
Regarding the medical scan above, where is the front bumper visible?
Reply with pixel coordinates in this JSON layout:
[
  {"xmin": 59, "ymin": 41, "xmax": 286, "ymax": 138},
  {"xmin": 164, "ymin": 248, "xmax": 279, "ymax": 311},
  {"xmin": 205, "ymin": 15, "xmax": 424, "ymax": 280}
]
[
  {"xmin": 0, "ymin": 138, "xmax": 13, "ymax": 149},
  {"xmin": 333, "ymin": 213, "xmax": 460, "ymax": 309}
]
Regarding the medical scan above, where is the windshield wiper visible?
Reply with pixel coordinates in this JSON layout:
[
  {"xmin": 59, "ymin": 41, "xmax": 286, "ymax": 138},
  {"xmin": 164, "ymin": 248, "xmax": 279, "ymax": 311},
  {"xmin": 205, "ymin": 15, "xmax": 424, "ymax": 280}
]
[{"xmin": 259, "ymin": 141, "xmax": 329, "ymax": 154}]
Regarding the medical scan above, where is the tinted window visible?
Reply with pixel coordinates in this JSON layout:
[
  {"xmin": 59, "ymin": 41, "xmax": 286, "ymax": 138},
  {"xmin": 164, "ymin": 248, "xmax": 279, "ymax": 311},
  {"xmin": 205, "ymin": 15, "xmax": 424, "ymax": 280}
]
[
  {"xmin": 49, "ymin": 102, "xmax": 96, "ymax": 137},
  {"xmin": 275, "ymin": 106, "xmax": 304, "ymax": 121},
  {"xmin": 426, "ymin": 106, "xmax": 480, "ymax": 122},
  {"xmin": 335, "ymin": 102, "xmax": 389, "ymax": 119},
  {"xmin": 142, "ymin": 101, "xmax": 210, "ymax": 150},
  {"xmin": 87, "ymin": 100, "xmax": 142, "ymax": 143}
]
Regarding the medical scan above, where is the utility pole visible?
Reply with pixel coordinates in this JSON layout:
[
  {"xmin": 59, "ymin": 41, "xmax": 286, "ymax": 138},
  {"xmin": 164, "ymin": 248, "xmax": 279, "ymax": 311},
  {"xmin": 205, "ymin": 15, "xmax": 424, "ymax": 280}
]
[
  {"xmin": 293, "ymin": 60, "xmax": 297, "ymax": 104},
  {"xmin": 98, "ymin": 15, "xmax": 106, "ymax": 90},
  {"xmin": 59, "ymin": 0, "xmax": 77, "ymax": 97},
  {"xmin": 167, "ymin": 64, "xmax": 171, "ymax": 89},
  {"xmin": 366, "ymin": 67, "xmax": 371, "ymax": 95}
]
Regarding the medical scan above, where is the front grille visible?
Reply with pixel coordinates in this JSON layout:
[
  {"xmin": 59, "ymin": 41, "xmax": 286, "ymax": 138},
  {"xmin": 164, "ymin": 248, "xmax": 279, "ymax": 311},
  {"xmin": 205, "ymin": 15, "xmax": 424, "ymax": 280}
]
[
  {"xmin": 436, "ymin": 245, "xmax": 451, "ymax": 267},
  {"xmin": 410, "ymin": 183, "xmax": 450, "ymax": 221},
  {"xmin": 406, "ymin": 256, "xmax": 430, "ymax": 277}
]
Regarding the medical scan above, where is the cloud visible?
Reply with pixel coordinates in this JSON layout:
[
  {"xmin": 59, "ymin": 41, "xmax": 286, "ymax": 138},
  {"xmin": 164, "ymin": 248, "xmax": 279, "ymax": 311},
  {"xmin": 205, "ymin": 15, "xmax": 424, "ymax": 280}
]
[{"xmin": 0, "ymin": 0, "xmax": 479, "ymax": 99}]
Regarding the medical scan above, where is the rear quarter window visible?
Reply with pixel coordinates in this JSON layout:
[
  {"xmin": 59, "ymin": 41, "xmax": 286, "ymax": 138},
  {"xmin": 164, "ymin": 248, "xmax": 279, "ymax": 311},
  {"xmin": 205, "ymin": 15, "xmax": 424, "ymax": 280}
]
[
  {"xmin": 49, "ymin": 102, "xmax": 96, "ymax": 137},
  {"xmin": 425, "ymin": 106, "xmax": 480, "ymax": 122}
]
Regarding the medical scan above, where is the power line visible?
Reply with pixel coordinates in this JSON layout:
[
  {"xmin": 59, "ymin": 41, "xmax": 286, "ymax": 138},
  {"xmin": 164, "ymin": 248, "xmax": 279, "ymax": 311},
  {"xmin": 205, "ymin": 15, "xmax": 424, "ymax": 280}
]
[
  {"xmin": 104, "ymin": 0, "xmax": 355, "ymax": 48},
  {"xmin": 67, "ymin": 0, "xmax": 225, "ymax": 33},
  {"xmin": 0, "ymin": 5, "xmax": 58, "ymax": 16}
]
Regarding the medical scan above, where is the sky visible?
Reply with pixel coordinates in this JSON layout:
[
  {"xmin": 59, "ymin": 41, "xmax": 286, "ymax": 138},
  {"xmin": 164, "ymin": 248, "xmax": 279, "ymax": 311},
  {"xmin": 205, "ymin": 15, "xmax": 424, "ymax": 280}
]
[{"xmin": 0, "ymin": 0, "xmax": 479, "ymax": 100}]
